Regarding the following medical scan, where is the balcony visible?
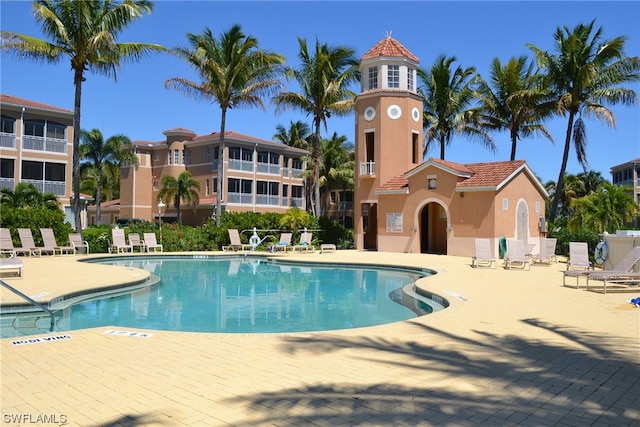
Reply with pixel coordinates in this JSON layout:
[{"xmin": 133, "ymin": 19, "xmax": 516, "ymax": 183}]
[
  {"xmin": 228, "ymin": 159, "xmax": 253, "ymax": 172},
  {"xmin": 0, "ymin": 132, "xmax": 16, "ymax": 149},
  {"xmin": 256, "ymin": 194, "xmax": 279, "ymax": 205},
  {"xmin": 257, "ymin": 163, "xmax": 280, "ymax": 175},
  {"xmin": 0, "ymin": 177, "xmax": 15, "ymax": 191},
  {"xmin": 227, "ymin": 192, "xmax": 253, "ymax": 204},
  {"xmin": 22, "ymin": 135, "xmax": 67, "ymax": 154},
  {"xmin": 360, "ymin": 161, "xmax": 375, "ymax": 177},
  {"xmin": 22, "ymin": 179, "xmax": 66, "ymax": 196}
]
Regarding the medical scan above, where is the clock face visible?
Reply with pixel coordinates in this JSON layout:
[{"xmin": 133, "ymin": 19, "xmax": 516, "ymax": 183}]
[
  {"xmin": 364, "ymin": 106, "xmax": 376, "ymax": 121},
  {"xmin": 387, "ymin": 105, "xmax": 402, "ymax": 120},
  {"xmin": 429, "ymin": 179, "xmax": 437, "ymax": 189}
]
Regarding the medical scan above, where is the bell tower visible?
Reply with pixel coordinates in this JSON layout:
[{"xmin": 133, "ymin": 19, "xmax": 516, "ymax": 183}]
[{"xmin": 354, "ymin": 35, "xmax": 423, "ymax": 250}]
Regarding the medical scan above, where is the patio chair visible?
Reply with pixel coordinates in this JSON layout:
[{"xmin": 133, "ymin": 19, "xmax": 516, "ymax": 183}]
[
  {"xmin": 69, "ymin": 233, "xmax": 90, "ymax": 254},
  {"xmin": 273, "ymin": 233, "xmax": 293, "ymax": 252},
  {"xmin": 40, "ymin": 228, "xmax": 74, "ymax": 255},
  {"xmin": 222, "ymin": 229, "xmax": 252, "ymax": 252},
  {"xmin": 293, "ymin": 232, "xmax": 314, "ymax": 253},
  {"xmin": 20, "ymin": 228, "xmax": 58, "ymax": 256},
  {"xmin": 471, "ymin": 238, "xmax": 497, "ymax": 268},
  {"xmin": 532, "ymin": 238, "xmax": 557, "ymax": 264},
  {"xmin": 563, "ymin": 242, "xmax": 594, "ymax": 288},
  {"xmin": 109, "ymin": 228, "xmax": 133, "ymax": 253},
  {"xmin": 586, "ymin": 246, "xmax": 640, "ymax": 294},
  {"xmin": 128, "ymin": 233, "xmax": 145, "ymax": 252},
  {"xmin": 504, "ymin": 239, "xmax": 531, "ymax": 270},
  {"xmin": 0, "ymin": 257, "xmax": 23, "ymax": 278},
  {"xmin": 3, "ymin": 228, "xmax": 34, "ymax": 257},
  {"xmin": 143, "ymin": 233, "xmax": 163, "ymax": 252}
]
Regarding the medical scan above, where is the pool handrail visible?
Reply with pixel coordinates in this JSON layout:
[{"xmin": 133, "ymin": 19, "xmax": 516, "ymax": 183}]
[{"xmin": 0, "ymin": 279, "xmax": 55, "ymax": 332}]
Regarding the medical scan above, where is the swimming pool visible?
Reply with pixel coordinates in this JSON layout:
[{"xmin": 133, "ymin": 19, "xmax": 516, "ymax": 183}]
[{"xmin": 2, "ymin": 256, "xmax": 445, "ymax": 337}]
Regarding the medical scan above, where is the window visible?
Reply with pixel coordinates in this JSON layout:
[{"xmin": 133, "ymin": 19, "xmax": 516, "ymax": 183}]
[
  {"xmin": 24, "ymin": 120, "xmax": 44, "ymax": 137},
  {"xmin": 228, "ymin": 147, "xmax": 240, "ymax": 160},
  {"xmin": 205, "ymin": 178, "xmax": 210, "ymax": 196},
  {"xmin": 330, "ymin": 191, "xmax": 336, "ymax": 204},
  {"xmin": 535, "ymin": 201, "xmax": 540, "ymax": 213},
  {"xmin": 368, "ymin": 66, "xmax": 378, "ymax": 90},
  {"xmin": 388, "ymin": 65, "xmax": 399, "ymax": 88},
  {"xmin": 45, "ymin": 162, "xmax": 65, "ymax": 181},
  {"xmin": 46, "ymin": 122, "xmax": 66, "ymax": 140},
  {"xmin": 407, "ymin": 68, "xmax": 414, "ymax": 91},
  {"xmin": 154, "ymin": 152, "xmax": 160, "ymax": 162},
  {"xmin": 174, "ymin": 149, "xmax": 180, "ymax": 165},
  {"xmin": 213, "ymin": 178, "xmax": 218, "ymax": 194},
  {"xmin": 227, "ymin": 178, "xmax": 252, "ymax": 194},
  {"xmin": 206, "ymin": 147, "xmax": 211, "ymax": 162},
  {"xmin": 1, "ymin": 158, "xmax": 15, "ymax": 178},
  {"xmin": 503, "ymin": 198, "xmax": 509, "ymax": 210},
  {"xmin": 241, "ymin": 147, "xmax": 253, "ymax": 162},
  {"xmin": 1, "ymin": 116, "xmax": 15, "ymax": 134},
  {"xmin": 21, "ymin": 160, "xmax": 43, "ymax": 180},
  {"xmin": 292, "ymin": 185, "xmax": 303, "ymax": 198}
]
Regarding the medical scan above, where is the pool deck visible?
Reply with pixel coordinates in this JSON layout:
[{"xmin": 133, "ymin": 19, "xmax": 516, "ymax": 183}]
[{"xmin": 1, "ymin": 251, "xmax": 639, "ymax": 426}]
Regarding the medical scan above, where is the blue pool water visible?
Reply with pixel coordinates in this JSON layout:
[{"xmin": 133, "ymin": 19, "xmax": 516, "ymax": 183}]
[{"xmin": 2, "ymin": 257, "xmax": 443, "ymax": 337}]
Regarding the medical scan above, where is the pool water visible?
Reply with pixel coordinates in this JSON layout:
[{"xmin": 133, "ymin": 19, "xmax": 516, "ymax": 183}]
[{"xmin": 2, "ymin": 257, "xmax": 441, "ymax": 337}]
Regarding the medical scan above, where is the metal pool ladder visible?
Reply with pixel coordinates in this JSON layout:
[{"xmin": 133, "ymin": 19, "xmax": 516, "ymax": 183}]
[{"xmin": 1, "ymin": 279, "xmax": 55, "ymax": 332}]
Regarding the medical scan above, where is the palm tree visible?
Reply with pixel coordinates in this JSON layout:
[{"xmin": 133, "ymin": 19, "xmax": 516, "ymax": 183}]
[
  {"xmin": 79, "ymin": 128, "xmax": 139, "ymax": 224},
  {"xmin": 273, "ymin": 37, "xmax": 359, "ymax": 216},
  {"xmin": 417, "ymin": 54, "xmax": 495, "ymax": 160},
  {"xmin": 568, "ymin": 182, "xmax": 639, "ymax": 233},
  {"xmin": 528, "ymin": 20, "xmax": 640, "ymax": 223},
  {"xmin": 1, "ymin": 0, "xmax": 164, "ymax": 231},
  {"xmin": 166, "ymin": 25, "xmax": 284, "ymax": 226},
  {"xmin": 577, "ymin": 170, "xmax": 605, "ymax": 196},
  {"xmin": 157, "ymin": 171, "xmax": 201, "ymax": 224},
  {"xmin": 273, "ymin": 120, "xmax": 311, "ymax": 150},
  {"xmin": 318, "ymin": 132, "xmax": 354, "ymax": 217},
  {"xmin": 0, "ymin": 182, "xmax": 59, "ymax": 210},
  {"xmin": 475, "ymin": 56, "xmax": 554, "ymax": 160}
]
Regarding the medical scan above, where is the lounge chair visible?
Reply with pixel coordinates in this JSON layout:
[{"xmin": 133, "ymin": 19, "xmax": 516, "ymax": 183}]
[
  {"xmin": 69, "ymin": 233, "xmax": 90, "ymax": 254},
  {"xmin": 532, "ymin": 238, "xmax": 557, "ymax": 264},
  {"xmin": 273, "ymin": 233, "xmax": 293, "ymax": 252},
  {"xmin": 128, "ymin": 233, "xmax": 145, "ymax": 252},
  {"xmin": 504, "ymin": 239, "xmax": 531, "ymax": 270},
  {"xmin": 2, "ymin": 228, "xmax": 33, "ymax": 257},
  {"xmin": 40, "ymin": 228, "xmax": 74, "ymax": 255},
  {"xmin": 222, "ymin": 229, "xmax": 252, "ymax": 252},
  {"xmin": 109, "ymin": 229, "xmax": 133, "ymax": 253},
  {"xmin": 293, "ymin": 232, "xmax": 314, "ymax": 253},
  {"xmin": 0, "ymin": 257, "xmax": 23, "ymax": 278},
  {"xmin": 471, "ymin": 238, "xmax": 497, "ymax": 268},
  {"xmin": 586, "ymin": 246, "xmax": 640, "ymax": 294},
  {"xmin": 25, "ymin": 228, "xmax": 54, "ymax": 257},
  {"xmin": 320, "ymin": 243, "xmax": 336, "ymax": 253},
  {"xmin": 143, "ymin": 233, "xmax": 163, "ymax": 252},
  {"xmin": 563, "ymin": 242, "xmax": 594, "ymax": 288}
]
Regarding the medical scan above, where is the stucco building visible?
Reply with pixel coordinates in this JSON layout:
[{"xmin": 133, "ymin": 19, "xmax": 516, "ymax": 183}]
[
  {"xmin": 610, "ymin": 158, "xmax": 640, "ymax": 227},
  {"xmin": 353, "ymin": 36, "xmax": 548, "ymax": 257}
]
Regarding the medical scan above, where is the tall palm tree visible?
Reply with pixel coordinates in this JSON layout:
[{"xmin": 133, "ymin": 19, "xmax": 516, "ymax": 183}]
[
  {"xmin": 273, "ymin": 37, "xmax": 359, "ymax": 216},
  {"xmin": 0, "ymin": 182, "xmax": 59, "ymax": 210},
  {"xmin": 157, "ymin": 171, "xmax": 201, "ymax": 224},
  {"xmin": 273, "ymin": 120, "xmax": 311, "ymax": 150},
  {"xmin": 417, "ymin": 54, "xmax": 495, "ymax": 160},
  {"xmin": 1, "ymin": 0, "xmax": 164, "ymax": 231},
  {"xmin": 528, "ymin": 20, "xmax": 640, "ymax": 223},
  {"xmin": 166, "ymin": 25, "xmax": 284, "ymax": 226},
  {"xmin": 318, "ymin": 132, "xmax": 354, "ymax": 217},
  {"xmin": 577, "ymin": 170, "xmax": 605, "ymax": 196},
  {"xmin": 476, "ymin": 56, "xmax": 554, "ymax": 160},
  {"xmin": 79, "ymin": 128, "xmax": 139, "ymax": 224}
]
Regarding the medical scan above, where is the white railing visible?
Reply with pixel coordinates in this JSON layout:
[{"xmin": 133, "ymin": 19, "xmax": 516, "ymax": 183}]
[
  {"xmin": 22, "ymin": 179, "xmax": 66, "ymax": 196},
  {"xmin": 291, "ymin": 168, "xmax": 304, "ymax": 178},
  {"xmin": 360, "ymin": 161, "xmax": 375, "ymax": 176},
  {"xmin": 257, "ymin": 163, "xmax": 280, "ymax": 175},
  {"xmin": 228, "ymin": 159, "xmax": 253, "ymax": 172},
  {"xmin": 227, "ymin": 192, "xmax": 253, "ymax": 204},
  {"xmin": 0, "ymin": 178, "xmax": 15, "ymax": 191},
  {"xmin": 0, "ymin": 133, "xmax": 16, "ymax": 148},
  {"xmin": 22, "ymin": 135, "xmax": 67, "ymax": 153},
  {"xmin": 290, "ymin": 197, "xmax": 303, "ymax": 208},
  {"xmin": 256, "ymin": 194, "xmax": 279, "ymax": 205}
]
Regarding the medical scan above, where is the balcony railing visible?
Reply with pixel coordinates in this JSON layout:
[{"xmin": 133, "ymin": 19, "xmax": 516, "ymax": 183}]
[
  {"xmin": 227, "ymin": 192, "xmax": 253, "ymax": 204},
  {"xmin": 290, "ymin": 197, "xmax": 303, "ymax": 208},
  {"xmin": 22, "ymin": 135, "xmax": 67, "ymax": 153},
  {"xmin": 256, "ymin": 194, "xmax": 279, "ymax": 205},
  {"xmin": 291, "ymin": 168, "xmax": 304, "ymax": 178},
  {"xmin": 257, "ymin": 163, "xmax": 280, "ymax": 175},
  {"xmin": 360, "ymin": 161, "xmax": 375, "ymax": 176},
  {"xmin": 0, "ymin": 178, "xmax": 15, "ymax": 191},
  {"xmin": 22, "ymin": 179, "xmax": 66, "ymax": 196},
  {"xmin": 228, "ymin": 159, "xmax": 253, "ymax": 172},
  {"xmin": 0, "ymin": 132, "xmax": 16, "ymax": 148}
]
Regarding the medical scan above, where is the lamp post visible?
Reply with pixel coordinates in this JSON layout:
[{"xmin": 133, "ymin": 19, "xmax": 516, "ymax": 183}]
[{"xmin": 157, "ymin": 201, "xmax": 165, "ymax": 246}]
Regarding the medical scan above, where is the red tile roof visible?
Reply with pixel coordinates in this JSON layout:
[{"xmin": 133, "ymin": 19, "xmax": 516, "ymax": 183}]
[
  {"xmin": 377, "ymin": 175, "xmax": 409, "ymax": 192},
  {"xmin": 0, "ymin": 94, "xmax": 73, "ymax": 114},
  {"xmin": 361, "ymin": 36, "xmax": 419, "ymax": 62}
]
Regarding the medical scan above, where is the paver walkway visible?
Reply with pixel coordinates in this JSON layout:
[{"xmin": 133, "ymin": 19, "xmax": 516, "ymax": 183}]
[{"xmin": 1, "ymin": 251, "xmax": 639, "ymax": 426}]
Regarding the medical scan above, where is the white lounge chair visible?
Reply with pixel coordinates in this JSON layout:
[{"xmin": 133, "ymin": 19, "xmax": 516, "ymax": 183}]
[
  {"xmin": 471, "ymin": 238, "xmax": 497, "ymax": 268},
  {"xmin": 1, "ymin": 228, "xmax": 32, "ymax": 257},
  {"xmin": 0, "ymin": 257, "xmax": 23, "ymax": 278},
  {"xmin": 273, "ymin": 233, "xmax": 293, "ymax": 252},
  {"xmin": 143, "ymin": 233, "xmax": 163, "ymax": 252},
  {"xmin": 563, "ymin": 242, "xmax": 594, "ymax": 288},
  {"xmin": 504, "ymin": 239, "xmax": 531, "ymax": 270},
  {"xmin": 69, "ymin": 233, "xmax": 90, "ymax": 254},
  {"xmin": 532, "ymin": 238, "xmax": 557, "ymax": 264},
  {"xmin": 293, "ymin": 232, "xmax": 314, "ymax": 253},
  {"xmin": 128, "ymin": 233, "xmax": 145, "ymax": 252},
  {"xmin": 586, "ymin": 246, "xmax": 640, "ymax": 294},
  {"xmin": 109, "ymin": 229, "xmax": 133, "ymax": 253},
  {"xmin": 40, "ymin": 228, "xmax": 74, "ymax": 255},
  {"xmin": 222, "ymin": 229, "xmax": 252, "ymax": 252}
]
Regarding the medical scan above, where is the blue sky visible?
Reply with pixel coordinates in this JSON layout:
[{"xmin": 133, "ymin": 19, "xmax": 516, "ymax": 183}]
[{"xmin": 1, "ymin": 0, "xmax": 639, "ymax": 184}]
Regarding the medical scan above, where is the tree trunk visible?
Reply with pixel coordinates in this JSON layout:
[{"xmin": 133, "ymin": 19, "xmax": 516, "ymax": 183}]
[
  {"xmin": 549, "ymin": 110, "xmax": 576, "ymax": 223},
  {"xmin": 72, "ymin": 68, "xmax": 84, "ymax": 232},
  {"xmin": 216, "ymin": 109, "xmax": 227, "ymax": 227},
  {"xmin": 312, "ymin": 119, "xmax": 322, "ymax": 217}
]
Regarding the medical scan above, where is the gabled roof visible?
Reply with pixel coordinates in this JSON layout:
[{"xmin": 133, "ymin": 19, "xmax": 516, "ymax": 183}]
[
  {"xmin": 0, "ymin": 94, "xmax": 73, "ymax": 114},
  {"xmin": 377, "ymin": 157, "xmax": 547, "ymax": 196},
  {"xmin": 361, "ymin": 36, "xmax": 419, "ymax": 62}
]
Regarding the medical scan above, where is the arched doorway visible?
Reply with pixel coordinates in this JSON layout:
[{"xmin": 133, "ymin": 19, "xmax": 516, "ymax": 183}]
[
  {"xmin": 419, "ymin": 202, "xmax": 447, "ymax": 254},
  {"xmin": 516, "ymin": 200, "xmax": 529, "ymax": 242}
]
